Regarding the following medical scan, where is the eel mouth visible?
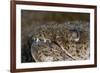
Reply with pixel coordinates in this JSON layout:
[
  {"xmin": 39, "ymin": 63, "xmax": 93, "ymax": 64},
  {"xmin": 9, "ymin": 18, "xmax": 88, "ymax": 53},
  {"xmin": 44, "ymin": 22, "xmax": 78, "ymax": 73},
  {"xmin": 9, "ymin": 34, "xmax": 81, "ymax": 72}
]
[{"xmin": 31, "ymin": 37, "xmax": 76, "ymax": 62}]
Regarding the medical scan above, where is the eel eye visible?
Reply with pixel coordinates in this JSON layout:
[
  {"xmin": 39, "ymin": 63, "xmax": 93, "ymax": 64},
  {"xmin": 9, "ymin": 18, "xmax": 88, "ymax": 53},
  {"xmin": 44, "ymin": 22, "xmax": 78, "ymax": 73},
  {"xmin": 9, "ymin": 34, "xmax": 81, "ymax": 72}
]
[{"xmin": 72, "ymin": 32, "xmax": 78, "ymax": 38}]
